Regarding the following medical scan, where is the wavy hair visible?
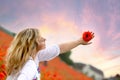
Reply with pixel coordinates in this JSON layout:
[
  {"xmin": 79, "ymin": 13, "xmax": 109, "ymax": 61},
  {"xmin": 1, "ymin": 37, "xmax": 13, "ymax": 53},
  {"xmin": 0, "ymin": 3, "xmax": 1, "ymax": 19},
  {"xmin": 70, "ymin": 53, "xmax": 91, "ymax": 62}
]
[{"xmin": 6, "ymin": 28, "xmax": 40, "ymax": 75}]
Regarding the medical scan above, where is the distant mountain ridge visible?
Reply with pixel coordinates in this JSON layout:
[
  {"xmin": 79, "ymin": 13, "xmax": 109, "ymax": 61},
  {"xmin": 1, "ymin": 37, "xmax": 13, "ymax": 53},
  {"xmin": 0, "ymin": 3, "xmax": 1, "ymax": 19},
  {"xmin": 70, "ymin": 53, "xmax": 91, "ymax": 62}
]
[
  {"xmin": 0, "ymin": 25, "xmax": 16, "ymax": 36},
  {"xmin": 103, "ymin": 74, "xmax": 120, "ymax": 80}
]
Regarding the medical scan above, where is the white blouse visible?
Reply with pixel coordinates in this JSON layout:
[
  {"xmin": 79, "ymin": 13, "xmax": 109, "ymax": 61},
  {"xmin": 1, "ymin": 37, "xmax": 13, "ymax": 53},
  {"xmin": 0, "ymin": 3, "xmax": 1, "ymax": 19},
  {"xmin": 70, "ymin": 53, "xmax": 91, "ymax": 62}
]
[{"xmin": 6, "ymin": 44, "xmax": 60, "ymax": 80}]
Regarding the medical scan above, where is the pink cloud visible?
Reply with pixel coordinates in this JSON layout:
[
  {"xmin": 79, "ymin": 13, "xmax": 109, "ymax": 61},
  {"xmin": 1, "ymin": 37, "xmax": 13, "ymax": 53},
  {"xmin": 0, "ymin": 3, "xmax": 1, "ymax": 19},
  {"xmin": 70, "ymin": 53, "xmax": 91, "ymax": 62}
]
[
  {"xmin": 107, "ymin": 15, "xmax": 116, "ymax": 37},
  {"xmin": 112, "ymin": 32, "xmax": 120, "ymax": 41}
]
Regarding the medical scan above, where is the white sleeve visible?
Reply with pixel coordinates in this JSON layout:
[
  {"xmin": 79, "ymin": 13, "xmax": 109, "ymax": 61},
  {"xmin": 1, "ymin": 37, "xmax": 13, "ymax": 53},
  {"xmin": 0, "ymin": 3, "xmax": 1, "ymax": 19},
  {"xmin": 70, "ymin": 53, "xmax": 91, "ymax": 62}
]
[
  {"xmin": 37, "ymin": 44, "xmax": 60, "ymax": 62},
  {"xmin": 17, "ymin": 60, "xmax": 37, "ymax": 80}
]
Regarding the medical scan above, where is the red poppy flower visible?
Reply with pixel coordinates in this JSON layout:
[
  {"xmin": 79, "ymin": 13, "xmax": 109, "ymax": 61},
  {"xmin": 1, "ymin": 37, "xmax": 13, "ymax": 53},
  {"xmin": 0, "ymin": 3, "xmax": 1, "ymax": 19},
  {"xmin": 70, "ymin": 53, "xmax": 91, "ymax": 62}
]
[
  {"xmin": 1, "ymin": 64, "xmax": 6, "ymax": 70},
  {"xmin": 0, "ymin": 57, "xmax": 3, "ymax": 61},
  {"xmin": 82, "ymin": 31, "xmax": 93, "ymax": 42},
  {"xmin": 0, "ymin": 72, "xmax": 5, "ymax": 80}
]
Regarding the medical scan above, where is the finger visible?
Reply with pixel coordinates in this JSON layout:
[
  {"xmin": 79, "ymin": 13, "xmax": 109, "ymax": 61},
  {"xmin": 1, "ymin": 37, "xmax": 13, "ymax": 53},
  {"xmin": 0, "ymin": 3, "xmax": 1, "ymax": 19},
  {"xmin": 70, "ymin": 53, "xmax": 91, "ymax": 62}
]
[
  {"xmin": 87, "ymin": 42, "xmax": 92, "ymax": 45},
  {"xmin": 91, "ymin": 32, "xmax": 94, "ymax": 35},
  {"xmin": 92, "ymin": 33, "xmax": 94, "ymax": 37},
  {"xmin": 90, "ymin": 32, "xmax": 94, "ymax": 36},
  {"xmin": 92, "ymin": 35, "xmax": 95, "ymax": 38}
]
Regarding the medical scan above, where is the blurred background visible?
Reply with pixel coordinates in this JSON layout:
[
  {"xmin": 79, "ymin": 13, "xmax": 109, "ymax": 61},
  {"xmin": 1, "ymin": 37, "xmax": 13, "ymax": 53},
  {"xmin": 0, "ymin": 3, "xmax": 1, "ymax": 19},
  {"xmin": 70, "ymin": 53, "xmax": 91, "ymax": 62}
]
[{"xmin": 0, "ymin": 0, "xmax": 120, "ymax": 80}]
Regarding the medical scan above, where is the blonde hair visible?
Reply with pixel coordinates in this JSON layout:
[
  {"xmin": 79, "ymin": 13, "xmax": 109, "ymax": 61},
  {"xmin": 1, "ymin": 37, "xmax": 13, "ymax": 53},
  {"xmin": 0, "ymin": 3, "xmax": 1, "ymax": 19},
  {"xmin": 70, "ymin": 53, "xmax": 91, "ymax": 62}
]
[{"xmin": 6, "ymin": 28, "xmax": 40, "ymax": 75}]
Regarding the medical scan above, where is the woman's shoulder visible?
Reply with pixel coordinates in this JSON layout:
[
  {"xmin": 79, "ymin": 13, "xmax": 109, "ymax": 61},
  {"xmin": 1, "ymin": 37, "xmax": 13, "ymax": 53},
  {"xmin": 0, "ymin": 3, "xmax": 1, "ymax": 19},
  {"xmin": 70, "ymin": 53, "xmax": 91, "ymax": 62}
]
[
  {"xmin": 21, "ymin": 58, "xmax": 37, "ymax": 73},
  {"xmin": 18, "ymin": 58, "xmax": 38, "ymax": 80}
]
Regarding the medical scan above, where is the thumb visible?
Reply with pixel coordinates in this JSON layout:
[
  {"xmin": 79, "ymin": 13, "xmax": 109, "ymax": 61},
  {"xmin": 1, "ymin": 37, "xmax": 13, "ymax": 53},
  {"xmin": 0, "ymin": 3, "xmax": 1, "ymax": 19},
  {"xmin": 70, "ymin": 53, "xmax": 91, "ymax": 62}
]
[{"xmin": 87, "ymin": 42, "xmax": 92, "ymax": 45}]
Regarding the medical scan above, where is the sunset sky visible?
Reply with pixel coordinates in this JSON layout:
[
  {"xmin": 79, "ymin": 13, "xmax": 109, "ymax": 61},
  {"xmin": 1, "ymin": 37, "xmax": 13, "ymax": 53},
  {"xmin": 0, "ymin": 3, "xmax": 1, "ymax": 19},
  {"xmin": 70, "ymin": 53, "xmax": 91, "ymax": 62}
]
[{"xmin": 0, "ymin": 0, "xmax": 120, "ymax": 78}]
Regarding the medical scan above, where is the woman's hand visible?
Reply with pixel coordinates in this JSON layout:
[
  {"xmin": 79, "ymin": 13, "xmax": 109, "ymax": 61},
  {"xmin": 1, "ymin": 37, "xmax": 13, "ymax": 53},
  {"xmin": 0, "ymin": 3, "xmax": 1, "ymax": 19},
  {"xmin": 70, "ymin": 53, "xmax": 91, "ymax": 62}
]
[{"xmin": 79, "ymin": 31, "xmax": 94, "ymax": 45}]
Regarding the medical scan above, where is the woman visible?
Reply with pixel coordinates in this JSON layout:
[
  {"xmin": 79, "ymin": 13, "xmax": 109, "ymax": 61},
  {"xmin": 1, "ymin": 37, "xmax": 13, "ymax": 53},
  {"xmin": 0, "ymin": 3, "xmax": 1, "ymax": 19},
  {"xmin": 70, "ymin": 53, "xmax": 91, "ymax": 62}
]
[{"xmin": 6, "ymin": 28, "xmax": 94, "ymax": 80}]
